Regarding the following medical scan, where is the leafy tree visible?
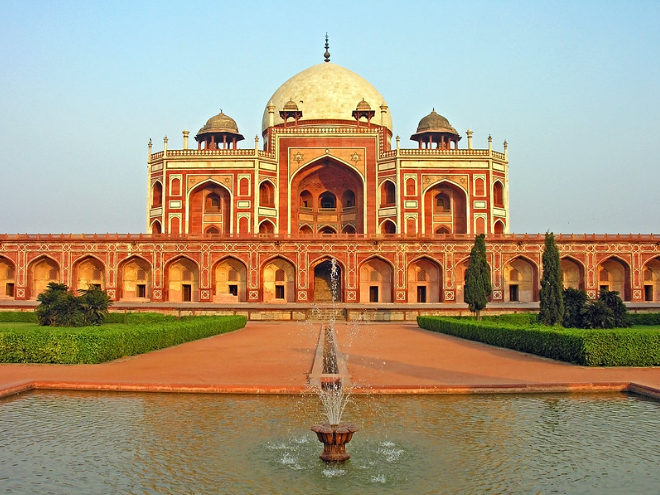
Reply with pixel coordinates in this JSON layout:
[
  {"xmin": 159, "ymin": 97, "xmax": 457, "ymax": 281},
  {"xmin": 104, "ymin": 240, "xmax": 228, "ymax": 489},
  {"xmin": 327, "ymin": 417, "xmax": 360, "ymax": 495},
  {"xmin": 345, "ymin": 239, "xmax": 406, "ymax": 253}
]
[
  {"xmin": 464, "ymin": 234, "xmax": 492, "ymax": 320},
  {"xmin": 581, "ymin": 300, "xmax": 614, "ymax": 329},
  {"xmin": 562, "ymin": 287, "xmax": 588, "ymax": 328},
  {"xmin": 599, "ymin": 288, "xmax": 630, "ymax": 328},
  {"xmin": 78, "ymin": 285, "xmax": 112, "ymax": 326},
  {"xmin": 35, "ymin": 282, "xmax": 111, "ymax": 327},
  {"xmin": 538, "ymin": 232, "xmax": 564, "ymax": 325}
]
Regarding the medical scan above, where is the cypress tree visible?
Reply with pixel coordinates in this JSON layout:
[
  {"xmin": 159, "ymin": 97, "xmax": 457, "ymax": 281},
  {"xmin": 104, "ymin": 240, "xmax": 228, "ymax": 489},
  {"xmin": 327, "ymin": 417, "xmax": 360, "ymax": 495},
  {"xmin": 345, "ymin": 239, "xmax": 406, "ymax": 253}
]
[
  {"xmin": 464, "ymin": 234, "xmax": 492, "ymax": 320},
  {"xmin": 538, "ymin": 232, "xmax": 564, "ymax": 325}
]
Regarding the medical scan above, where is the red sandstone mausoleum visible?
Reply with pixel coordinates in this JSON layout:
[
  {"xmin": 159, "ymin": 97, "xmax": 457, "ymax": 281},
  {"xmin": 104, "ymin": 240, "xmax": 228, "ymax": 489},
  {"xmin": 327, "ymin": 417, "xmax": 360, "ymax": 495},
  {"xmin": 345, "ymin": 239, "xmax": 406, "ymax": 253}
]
[{"xmin": 1, "ymin": 46, "xmax": 659, "ymax": 315}]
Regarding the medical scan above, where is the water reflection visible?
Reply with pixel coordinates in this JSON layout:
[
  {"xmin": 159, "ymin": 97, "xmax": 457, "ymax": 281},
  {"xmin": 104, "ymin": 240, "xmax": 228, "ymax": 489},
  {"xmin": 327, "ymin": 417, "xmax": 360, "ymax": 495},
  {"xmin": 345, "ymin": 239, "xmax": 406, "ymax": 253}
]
[{"xmin": 0, "ymin": 391, "xmax": 658, "ymax": 494}]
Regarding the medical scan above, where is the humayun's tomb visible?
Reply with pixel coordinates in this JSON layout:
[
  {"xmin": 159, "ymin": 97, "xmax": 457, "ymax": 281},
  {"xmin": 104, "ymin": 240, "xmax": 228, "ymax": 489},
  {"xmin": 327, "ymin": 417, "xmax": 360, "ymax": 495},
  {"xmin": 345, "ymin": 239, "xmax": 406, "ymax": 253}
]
[{"xmin": 1, "ymin": 44, "xmax": 659, "ymax": 319}]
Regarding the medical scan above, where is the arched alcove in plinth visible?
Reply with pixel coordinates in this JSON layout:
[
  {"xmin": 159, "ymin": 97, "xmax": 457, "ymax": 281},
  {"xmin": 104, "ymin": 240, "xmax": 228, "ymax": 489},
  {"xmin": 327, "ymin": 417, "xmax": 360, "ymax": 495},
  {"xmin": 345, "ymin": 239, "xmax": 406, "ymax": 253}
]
[
  {"xmin": 312, "ymin": 258, "xmax": 343, "ymax": 303},
  {"xmin": 359, "ymin": 257, "xmax": 393, "ymax": 303},
  {"xmin": 165, "ymin": 256, "xmax": 199, "ymax": 302},
  {"xmin": 213, "ymin": 257, "xmax": 247, "ymax": 302},
  {"xmin": 407, "ymin": 257, "xmax": 442, "ymax": 303},
  {"xmin": 119, "ymin": 256, "xmax": 151, "ymax": 300}
]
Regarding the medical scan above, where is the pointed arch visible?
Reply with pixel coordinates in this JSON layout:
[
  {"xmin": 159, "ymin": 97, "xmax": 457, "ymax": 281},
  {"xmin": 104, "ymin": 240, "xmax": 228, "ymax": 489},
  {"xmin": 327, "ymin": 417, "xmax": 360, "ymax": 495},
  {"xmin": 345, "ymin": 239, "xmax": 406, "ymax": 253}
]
[
  {"xmin": 503, "ymin": 256, "xmax": 539, "ymax": 302},
  {"xmin": 0, "ymin": 256, "xmax": 16, "ymax": 299},
  {"xmin": 259, "ymin": 219, "xmax": 276, "ymax": 235},
  {"xmin": 119, "ymin": 255, "xmax": 152, "ymax": 300},
  {"xmin": 28, "ymin": 255, "xmax": 60, "ymax": 299},
  {"xmin": 259, "ymin": 180, "xmax": 276, "ymax": 208},
  {"xmin": 318, "ymin": 225, "xmax": 337, "ymax": 234},
  {"xmin": 493, "ymin": 181, "xmax": 504, "ymax": 208},
  {"xmin": 642, "ymin": 256, "xmax": 660, "ymax": 301},
  {"xmin": 165, "ymin": 256, "xmax": 199, "ymax": 302},
  {"xmin": 560, "ymin": 256, "xmax": 585, "ymax": 290},
  {"xmin": 188, "ymin": 180, "xmax": 232, "ymax": 235},
  {"xmin": 493, "ymin": 220, "xmax": 505, "ymax": 235},
  {"xmin": 151, "ymin": 181, "xmax": 163, "ymax": 208},
  {"xmin": 262, "ymin": 256, "xmax": 295, "ymax": 302},
  {"xmin": 380, "ymin": 180, "xmax": 396, "ymax": 207},
  {"xmin": 311, "ymin": 256, "xmax": 344, "ymax": 303},
  {"xmin": 407, "ymin": 256, "xmax": 442, "ymax": 303},
  {"xmin": 597, "ymin": 256, "xmax": 631, "ymax": 301},
  {"xmin": 72, "ymin": 255, "xmax": 106, "ymax": 292},
  {"xmin": 359, "ymin": 256, "xmax": 393, "ymax": 303},
  {"xmin": 380, "ymin": 219, "xmax": 396, "ymax": 234},
  {"xmin": 212, "ymin": 256, "xmax": 247, "ymax": 302},
  {"xmin": 150, "ymin": 219, "xmax": 162, "ymax": 234},
  {"xmin": 423, "ymin": 180, "xmax": 468, "ymax": 234}
]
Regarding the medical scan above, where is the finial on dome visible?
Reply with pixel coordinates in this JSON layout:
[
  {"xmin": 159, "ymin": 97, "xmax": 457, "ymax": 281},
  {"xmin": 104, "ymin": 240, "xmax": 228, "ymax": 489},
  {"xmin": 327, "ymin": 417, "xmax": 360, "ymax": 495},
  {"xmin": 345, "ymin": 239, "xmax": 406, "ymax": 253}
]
[{"xmin": 324, "ymin": 33, "xmax": 330, "ymax": 62}]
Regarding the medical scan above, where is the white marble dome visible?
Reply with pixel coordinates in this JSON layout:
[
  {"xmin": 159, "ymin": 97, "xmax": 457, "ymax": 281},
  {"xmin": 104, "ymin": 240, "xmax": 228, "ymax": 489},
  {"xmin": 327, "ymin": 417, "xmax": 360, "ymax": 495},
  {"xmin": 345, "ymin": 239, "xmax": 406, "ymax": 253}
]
[{"xmin": 262, "ymin": 62, "xmax": 392, "ymax": 133}]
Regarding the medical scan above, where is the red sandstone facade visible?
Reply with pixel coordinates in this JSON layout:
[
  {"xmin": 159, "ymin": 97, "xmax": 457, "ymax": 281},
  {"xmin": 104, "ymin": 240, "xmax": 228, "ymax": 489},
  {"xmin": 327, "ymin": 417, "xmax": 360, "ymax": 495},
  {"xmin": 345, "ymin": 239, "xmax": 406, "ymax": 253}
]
[{"xmin": 1, "ymin": 58, "xmax": 659, "ymax": 307}]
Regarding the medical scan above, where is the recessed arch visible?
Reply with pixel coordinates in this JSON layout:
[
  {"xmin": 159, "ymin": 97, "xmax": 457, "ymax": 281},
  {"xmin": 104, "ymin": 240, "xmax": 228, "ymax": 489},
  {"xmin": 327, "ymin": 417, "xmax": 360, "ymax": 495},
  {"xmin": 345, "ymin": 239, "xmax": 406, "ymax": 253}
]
[
  {"xmin": 165, "ymin": 256, "xmax": 199, "ymax": 302},
  {"xmin": 262, "ymin": 256, "xmax": 295, "ymax": 302},
  {"xmin": 259, "ymin": 219, "xmax": 276, "ymax": 235},
  {"xmin": 212, "ymin": 256, "xmax": 247, "ymax": 302},
  {"xmin": 560, "ymin": 256, "xmax": 585, "ymax": 290},
  {"xmin": 380, "ymin": 180, "xmax": 396, "ymax": 207},
  {"xmin": 598, "ymin": 256, "xmax": 631, "ymax": 301},
  {"xmin": 150, "ymin": 220, "xmax": 162, "ymax": 234},
  {"xmin": 318, "ymin": 225, "xmax": 337, "ymax": 234},
  {"xmin": 119, "ymin": 255, "xmax": 151, "ymax": 300},
  {"xmin": 380, "ymin": 219, "xmax": 396, "ymax": 234},
  {"xmin": 73, "ymin": 255, "xmax": 106, "ymax": 292},
  {"xmin": 424, "ymin": 180, "xmax": 468, "ymax": 234},
  {"xmin": 407, "ymin": 256, "xmax": 442, "ymax": 303},
  {"xmin": 493, "ymin": 181, "xmax": 504, "ymax": 208},
  {"xmin": 503, "ymin": 256, "xmax": 539, "ymax": 302},
  {"xmin": 312, "ymin": 257, "xmax": 343, "ymax": 302},
  {"xmin": 188, "ymin": 180, "xmax": 232, "ymax": 235},
  {"xmin": 359, "ymin": 256, "xmax": 393, "ymax": 303},
  {"xmin": 642, "ymin": 256, "xmax": 660, "ymax": 301},
  {"xmin": 299, "ymin": 224, "xmax": 314, "ymax": 236},
  {"xmin": 290, "ymin": 157, "xmax": 365, "ymax": 234},
  {"xmin": 493, "ymin": 220, "xmax": 505, "ymax": 235},
  {"xmin": 0, "ymin": 256, "xmax": 16, "ymax": 299},
  {"xmin": 152, "ymin": 181, "xmax": 163, "ymax": 208},
  {"xmin": 28, "ymin": 255, "xmax": 60, "ymax": 299},
  {"xmin": 259, "ymin": 180, "xmax": 276, "ymax": 208}
]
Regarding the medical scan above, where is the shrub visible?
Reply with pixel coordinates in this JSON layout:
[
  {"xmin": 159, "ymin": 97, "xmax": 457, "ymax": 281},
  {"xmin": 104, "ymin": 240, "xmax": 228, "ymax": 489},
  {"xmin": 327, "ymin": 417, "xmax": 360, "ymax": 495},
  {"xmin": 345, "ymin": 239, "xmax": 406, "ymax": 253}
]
[
  {"xmin": 599, "ymin": 288, "xmax": 630, "ymax": 328},
  {"xmin": 35, "ymin": 282, "xmax": 112, "ymax": 327},
  {"xmin": 562, "ymin": 288, "xmax": 588, "ymax": 328}
]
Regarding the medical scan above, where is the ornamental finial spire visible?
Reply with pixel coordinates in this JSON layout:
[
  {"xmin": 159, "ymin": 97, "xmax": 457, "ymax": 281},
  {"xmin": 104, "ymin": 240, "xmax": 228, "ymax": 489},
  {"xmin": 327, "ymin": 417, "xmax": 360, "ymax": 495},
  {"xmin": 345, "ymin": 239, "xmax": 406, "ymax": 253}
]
[{"xmin": 324, "ymin": 33, "xmax": 330, "ymax": 62}]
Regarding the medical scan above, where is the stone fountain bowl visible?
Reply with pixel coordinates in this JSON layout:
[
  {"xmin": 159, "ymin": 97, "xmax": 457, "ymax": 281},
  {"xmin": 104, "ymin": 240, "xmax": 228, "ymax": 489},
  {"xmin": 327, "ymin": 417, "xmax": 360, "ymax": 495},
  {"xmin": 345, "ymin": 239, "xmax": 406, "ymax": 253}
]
[{"xmin": 311, "ymin": 423, "xmax": 359, "ymax": 462}]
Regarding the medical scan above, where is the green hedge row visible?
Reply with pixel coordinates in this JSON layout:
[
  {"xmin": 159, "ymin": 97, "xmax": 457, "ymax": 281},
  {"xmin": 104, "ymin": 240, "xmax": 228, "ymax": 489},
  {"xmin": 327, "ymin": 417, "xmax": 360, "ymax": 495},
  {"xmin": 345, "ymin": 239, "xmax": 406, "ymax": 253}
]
[
  {"xmin": 0, "ymin": 311, "xmax": 38, "ymax": 323},
  {"xmin": 417, "ymin": 316, "xmax": 660, "ymax": 366},
  {"xmin": 0, "ymin": 315, "xmax": 246, "ymax": 364},
  {"xmin": 629, "ymin": 313, "xmax": 660, "ymax": 326}
]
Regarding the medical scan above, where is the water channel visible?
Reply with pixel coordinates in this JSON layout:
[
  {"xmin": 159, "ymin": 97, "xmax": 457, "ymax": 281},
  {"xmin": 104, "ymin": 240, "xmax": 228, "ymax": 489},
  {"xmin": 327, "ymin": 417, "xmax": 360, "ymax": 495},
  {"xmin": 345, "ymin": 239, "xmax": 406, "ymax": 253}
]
[{"xmin": 1, "ymin": 390, "xmax": 659, "ymax": 494}]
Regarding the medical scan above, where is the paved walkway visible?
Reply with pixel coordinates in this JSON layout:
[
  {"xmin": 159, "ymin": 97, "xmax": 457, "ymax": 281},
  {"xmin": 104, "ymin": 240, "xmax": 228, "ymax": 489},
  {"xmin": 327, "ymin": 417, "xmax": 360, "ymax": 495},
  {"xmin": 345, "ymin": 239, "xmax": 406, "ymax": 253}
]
[{"xmin": 1, "ymin": 322, "xmax": 660, "ymax": 399}]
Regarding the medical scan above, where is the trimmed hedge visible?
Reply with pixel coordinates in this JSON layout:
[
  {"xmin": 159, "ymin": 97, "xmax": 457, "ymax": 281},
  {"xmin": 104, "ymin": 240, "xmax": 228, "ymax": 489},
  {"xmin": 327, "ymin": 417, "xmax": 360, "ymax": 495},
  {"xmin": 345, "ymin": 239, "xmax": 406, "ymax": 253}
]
[
  {"xmin": 0, "ymin": 311, "xmax": 38, "ymax": 323},
  {"xmin": 0, "ymin": 315, "xmax": 246, "ymax": 364},
  {"xmin": 629, "ymin": 313, "xmax": 660, "ymax": 326},
  {"xmin": 417, "ymin": 316, "xmax": 660, "ymax": 367}
]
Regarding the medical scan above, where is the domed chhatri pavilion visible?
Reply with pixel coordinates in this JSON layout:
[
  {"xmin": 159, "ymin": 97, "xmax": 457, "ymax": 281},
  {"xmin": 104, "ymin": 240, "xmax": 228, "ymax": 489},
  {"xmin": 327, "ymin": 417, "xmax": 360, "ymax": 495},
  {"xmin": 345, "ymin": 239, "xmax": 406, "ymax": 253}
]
[{"xmin": 1, "ymin": 42, "xmax": 659, "ymax": 317}]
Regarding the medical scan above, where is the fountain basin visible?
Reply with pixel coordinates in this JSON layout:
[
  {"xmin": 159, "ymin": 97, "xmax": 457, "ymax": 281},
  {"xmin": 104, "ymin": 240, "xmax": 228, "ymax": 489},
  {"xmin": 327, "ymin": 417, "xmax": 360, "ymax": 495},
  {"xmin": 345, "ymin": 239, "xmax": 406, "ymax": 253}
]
[{"xmin": 311, "ymin": 423, "xmax": 358, "ymax": 461}]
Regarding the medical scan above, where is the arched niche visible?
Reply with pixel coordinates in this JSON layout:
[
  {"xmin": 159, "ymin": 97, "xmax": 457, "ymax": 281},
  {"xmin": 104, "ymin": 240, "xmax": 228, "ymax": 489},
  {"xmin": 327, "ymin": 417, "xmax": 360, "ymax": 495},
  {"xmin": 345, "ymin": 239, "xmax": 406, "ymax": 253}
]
[
  {"xmin": 291, "ymin": 158, "xmax": 365, "ymax": 234},
  {"xmin": 262, "ymin": 257, "xmax": 295, "ymax": 302},
  {"xmin": 503, "ymin": 257, "xmax": 538, "ymax": 302},
  {"xmin": 152, "ymin": 181, "xmax": 163, "ymax": 208},
  {"xmin": 166, "ymin": 257, "xmax": 199, "ymax": 302},
  {"xmin": 424, "ymin": 181, "xmax": 467, "ymax": 234},
  {"xmin": 380, "ymin": 180, "xmax": 396, "ymax": 207},
  {"xmin": 493, "ymin": 181, "xmax": 504, "ymax": 208},
  {"xmin": 213, "ymin": 257, "xmax": 247, "ymax": 302},
  {"xmin": 407, "ymin": 257, "xmax": 442, "ymax": 303},
  {"xmin": 561, "ymin": 257, "xmax": 585, "ymax": 290},
  {"xmin": 73, "ymin": 256, "xmax": 105, "ymax": 292},
  {"xmin": 598, "ymin": 257, "xmax": 631, "ymax": 301},
  {"xmin": 28, "ymin": 256, "xmax": 60, "ymax": 299},
  {"xmin": 380, "ymin": 219, "xmax": 396, "ymax": 234},
  {"xmin": 119, "ymin": 256, "xmax": 151, "ymax": 300},
  {"xmin": 493, "ymin": 220, "xmax": 505, "ymax": 235},
  {"xmin": 0, "ymin": 256, "xmax": 16, "ymax": 299},
  {"xmin": 259, "ymin": 219, "xmax": 275, "ymax": 235},
  {"xmin": 188, "ymin": 181, "xmax": 231, "ymax": 234},
  {"xmin": 151, "ymin": 220, "xmax": 162, "ymax": 234},
  {"xmin": 643, "ymin": 257, "xmax": 660, "ymax": 302},
  {"xmin": 259, "ymin": 181, "xmax": 275, "ymax": 208},
  {"xmin": 359, "ymin": 258, "xmax": 393, "ymax": 303},
  {"xmin": 313, "ymin": 258, "xmax": 342, "ymax": 302}
]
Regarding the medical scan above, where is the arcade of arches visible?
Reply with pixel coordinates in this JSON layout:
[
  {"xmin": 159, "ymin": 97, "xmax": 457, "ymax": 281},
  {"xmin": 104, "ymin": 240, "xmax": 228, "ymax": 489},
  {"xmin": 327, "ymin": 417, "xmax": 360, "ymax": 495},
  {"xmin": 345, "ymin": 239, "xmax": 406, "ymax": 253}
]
[{"xmin": 1, "ymin": 239, "xmax": 659, "ymax": 304}]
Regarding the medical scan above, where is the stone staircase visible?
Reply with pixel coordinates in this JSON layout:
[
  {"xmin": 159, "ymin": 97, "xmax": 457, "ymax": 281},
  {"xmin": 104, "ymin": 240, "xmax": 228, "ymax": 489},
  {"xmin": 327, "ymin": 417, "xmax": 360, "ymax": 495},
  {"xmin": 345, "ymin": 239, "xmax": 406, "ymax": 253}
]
[{"xmin": 306, "ymin": 307, "xmax": 347, "ymax": 322}]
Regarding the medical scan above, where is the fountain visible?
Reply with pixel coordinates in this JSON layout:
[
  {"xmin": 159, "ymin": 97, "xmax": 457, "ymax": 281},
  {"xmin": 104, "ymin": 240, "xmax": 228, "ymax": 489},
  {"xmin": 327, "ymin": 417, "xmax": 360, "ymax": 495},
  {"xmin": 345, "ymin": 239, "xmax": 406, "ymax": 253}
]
[{"xmin": 309, "ymin": 259, "xmax": 358, "ymax": 462}]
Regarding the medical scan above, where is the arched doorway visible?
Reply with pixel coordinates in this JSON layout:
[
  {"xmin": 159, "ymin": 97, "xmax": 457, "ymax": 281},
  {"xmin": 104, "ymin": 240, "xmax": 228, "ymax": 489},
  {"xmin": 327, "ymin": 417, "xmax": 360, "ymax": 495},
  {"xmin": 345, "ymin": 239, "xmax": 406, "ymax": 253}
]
[
  {"xmin": 119, "ymin": 256, "xmax": 151, "ymax": 300},
  {"xmin": 407, "ymin": 257, "xmax": 441, "ymax": 303},
  {"xmin": 359, "ymin": 258, "xmax": 393, "ymax": 303},
  {"xmin": 313, "ymin": 259, "xmax": 342, "ymax": 302},
  {"xmin": 73, "ymin": 256, "xmax": 105, "ymax": 292},
  {"xmin": 503, "ymin": 257, "xmax": 538, "ymax": 302},
  {"xmin": 166, "ymin": 257, "xmax": 199, "ymax": 302},
  {"xmin": 213, "ymin": 257, "xmax": 247, "ymax": 302},
  {"xmin": 424, "ymin": 182, "xmax": 467, "ymax": 234},
  {"xmin": 29, "ymin": 256, "xmax": 60, "ymax": 299},
  {"xmin": 643, "ymin": 257, "xmax": 660, "ymax": 301},
  {"xmin": 262, "ymin": 257, "xmax": 295, "ymax": 302},
  {"xmin": 188, "ymin": 181, "xmax": 231, "ymax": 234},
  {"xmin": 561, "ymin": 257, "xmax": 584, "ymax": 290},
  {"xmin": 0, "ymin": 256, "xmax": 15, "ymax": 299},
  {"xmin": 291, "ymin": 158, "xmax": 364, "ymax": 234},
  {"xmin": 598, "ymin": 257, "xmax": 631, "ymax": 300}
]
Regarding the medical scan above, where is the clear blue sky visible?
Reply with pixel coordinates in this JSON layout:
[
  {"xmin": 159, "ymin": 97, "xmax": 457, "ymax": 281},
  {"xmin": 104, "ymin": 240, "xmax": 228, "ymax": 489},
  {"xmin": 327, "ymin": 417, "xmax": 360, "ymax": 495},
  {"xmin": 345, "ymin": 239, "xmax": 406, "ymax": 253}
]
[{"xmin": 1, "ymin": 0, "xmax": 658, "ymax": 234}]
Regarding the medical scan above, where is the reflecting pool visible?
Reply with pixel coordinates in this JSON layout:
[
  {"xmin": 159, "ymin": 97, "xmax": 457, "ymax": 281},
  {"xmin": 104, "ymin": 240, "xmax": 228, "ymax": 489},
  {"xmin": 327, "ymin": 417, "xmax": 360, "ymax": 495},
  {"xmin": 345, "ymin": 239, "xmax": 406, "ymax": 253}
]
[{"xmin": 1, "ymin": 391, "xmax": 659, "ymax": 494}]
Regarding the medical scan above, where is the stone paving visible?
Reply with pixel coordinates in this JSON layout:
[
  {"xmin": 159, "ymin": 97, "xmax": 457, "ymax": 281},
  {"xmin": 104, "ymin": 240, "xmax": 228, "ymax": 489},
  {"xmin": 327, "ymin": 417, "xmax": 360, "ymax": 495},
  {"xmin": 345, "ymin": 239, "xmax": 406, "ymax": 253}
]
[{"xmin": 1, "ymin": 322, "xmax": 660, "ymax": 399}]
